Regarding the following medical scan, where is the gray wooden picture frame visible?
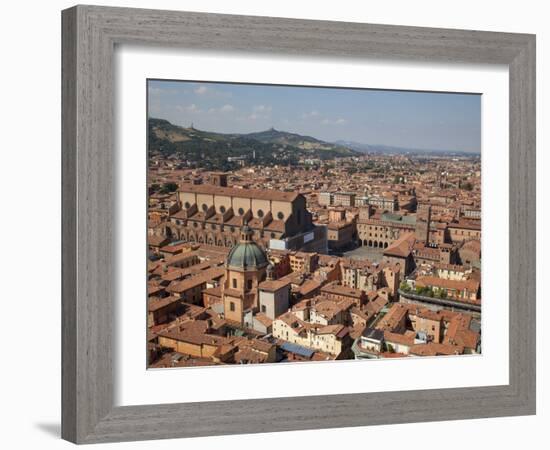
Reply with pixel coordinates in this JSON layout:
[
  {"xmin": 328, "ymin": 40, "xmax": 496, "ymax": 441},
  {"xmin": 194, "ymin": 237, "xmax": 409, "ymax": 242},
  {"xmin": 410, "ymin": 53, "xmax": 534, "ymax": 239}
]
[{"xmin": 61, "ymin": 5, "xmax": 536, "ymax": 444}]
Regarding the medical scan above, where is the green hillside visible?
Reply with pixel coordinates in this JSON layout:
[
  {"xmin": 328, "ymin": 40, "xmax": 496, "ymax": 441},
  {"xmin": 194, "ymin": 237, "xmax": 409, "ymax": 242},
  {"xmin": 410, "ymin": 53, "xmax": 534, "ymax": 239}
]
[{"xmin": 148, "ymin": 118, "xmax": 357, "ymax": 170}]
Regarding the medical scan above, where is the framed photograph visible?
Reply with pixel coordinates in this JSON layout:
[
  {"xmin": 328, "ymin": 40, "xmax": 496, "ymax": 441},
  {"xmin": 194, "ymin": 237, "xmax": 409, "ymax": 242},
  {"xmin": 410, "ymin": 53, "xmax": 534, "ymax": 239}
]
[{"xmin": 62, "ymin": 5, "xmax": 536, "ymax": 444}]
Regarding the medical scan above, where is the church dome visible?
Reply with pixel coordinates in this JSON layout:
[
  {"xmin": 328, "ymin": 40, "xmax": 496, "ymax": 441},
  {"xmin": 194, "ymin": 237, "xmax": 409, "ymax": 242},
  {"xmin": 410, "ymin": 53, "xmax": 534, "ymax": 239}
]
[
  {"xmin": 226, "ymin": 224, "xmax": 269, "ymax": 269},
  {"xmin": 227, "ymin": 242, "xmax": 268, "ymax": 269}
]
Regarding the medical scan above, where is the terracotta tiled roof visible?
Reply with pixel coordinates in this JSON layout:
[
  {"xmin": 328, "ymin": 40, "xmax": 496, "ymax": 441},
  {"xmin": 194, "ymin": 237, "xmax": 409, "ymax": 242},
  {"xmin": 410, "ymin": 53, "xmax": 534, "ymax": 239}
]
[
  {"xmin": 409, "ymin": 342, "xmax": 464, "ymax": 356},
  {"xmin": 448, "ymin": 220, "xmax": 481, "ymax": 231},
  {"xmin": 384, "ymin": 232, "xmax": 416, "ymax": 258},
  {"xmin": 384, "ymin": 330, "xmax": 415, "ymax": 346},
  {"xmin": 179, "ymin": 183, "xmax": 299, "ymax": 202},
  {"xmin": 148, "ymin": 235, "xmax": 169, "ymax": 247},
  {"xmin": 415, "ymin": 275, "xmax": 480, "ymax": 293},
  {"xmin": 259, "ymin": 279, "xmax": 291, "ymax": 292},
  {"xmin": 166, "ymin": 268, "xmax": 224, "ymax": 294},
  {"xmin": 321, "ymin": 282, "xmax": 365, "ymax": 299},
  {"xmin": 254, "ymin": 313, "xmax": 273, "ymax": 328}
]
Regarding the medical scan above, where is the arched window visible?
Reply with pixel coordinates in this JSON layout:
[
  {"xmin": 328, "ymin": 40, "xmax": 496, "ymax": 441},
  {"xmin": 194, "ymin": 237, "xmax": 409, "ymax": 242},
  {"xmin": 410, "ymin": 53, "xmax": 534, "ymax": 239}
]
[
  {"xmin": 202, "ymin": 203, "xmax": 208, "ymax": 212},
  {"xmin": 219, "ymin": 205, "xmax": 226, "ymax": 213},
  {"xmin": 257, "ymin": 209, "xmax": 264, "ymax": 218},
  {"xmin": 238, "ymin": 207, "xmax": 245, "ymax": 215},
  {"xmin": 232, "ymin": 278, "xmax": 237, "ymax": 289}
]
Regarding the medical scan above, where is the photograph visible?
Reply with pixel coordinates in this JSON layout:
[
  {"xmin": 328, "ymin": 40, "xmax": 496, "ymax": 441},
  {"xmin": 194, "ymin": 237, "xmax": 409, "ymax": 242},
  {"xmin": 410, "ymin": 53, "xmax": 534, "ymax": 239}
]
[{"xmin": 146, "ymin": 80, "xmax": 482, "ymax": 368}]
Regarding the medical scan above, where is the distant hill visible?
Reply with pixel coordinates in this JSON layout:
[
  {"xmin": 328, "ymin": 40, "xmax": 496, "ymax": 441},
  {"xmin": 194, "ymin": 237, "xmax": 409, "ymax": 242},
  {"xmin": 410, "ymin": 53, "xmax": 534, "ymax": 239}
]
[
  {"xmin": 245, "ymin": 128, "xmax": 352, "ymax": 153},
  {"xmin": 148, "ymin": 118, "xmax": 358, "ymax": 169},
  {"xmin": 334, "ymin": 140, "xmax": 480, "ymax": 156}
]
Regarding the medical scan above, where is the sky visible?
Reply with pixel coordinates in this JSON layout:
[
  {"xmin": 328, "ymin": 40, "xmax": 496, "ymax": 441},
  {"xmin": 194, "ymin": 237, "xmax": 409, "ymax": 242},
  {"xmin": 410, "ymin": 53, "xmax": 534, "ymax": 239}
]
[{"xmin": 148, "ymin": 79, "xmax": 481, "ymax": 153}]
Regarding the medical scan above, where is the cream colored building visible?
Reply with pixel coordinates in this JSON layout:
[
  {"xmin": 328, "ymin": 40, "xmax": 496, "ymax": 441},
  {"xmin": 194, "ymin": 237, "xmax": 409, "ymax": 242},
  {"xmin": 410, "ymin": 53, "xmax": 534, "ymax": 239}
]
[{"xmin": 272, "ymin": 312, "xmax": 350, "ymax": 356}]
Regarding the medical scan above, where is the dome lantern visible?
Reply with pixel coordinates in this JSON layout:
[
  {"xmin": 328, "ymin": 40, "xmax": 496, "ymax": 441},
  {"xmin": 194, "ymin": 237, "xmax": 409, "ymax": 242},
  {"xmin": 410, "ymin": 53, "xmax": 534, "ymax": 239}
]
[{"xmin": 226, "ymin": 223, "xmax": 269, "ymax": 270}]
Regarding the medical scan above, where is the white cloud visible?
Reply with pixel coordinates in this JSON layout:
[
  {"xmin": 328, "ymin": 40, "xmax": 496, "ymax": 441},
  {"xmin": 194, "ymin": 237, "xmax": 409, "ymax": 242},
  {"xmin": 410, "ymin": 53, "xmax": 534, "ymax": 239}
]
[
  {"xmin": 149, "ymin": 99, "xmax": 161, "ymax": 115},
  {"xmin": 220, "ymin": 104, "xmax": 235, "ymax": 113},
  {"xmin": 301, "ymin": 110, "xmax": 319, "ymax": 119},
  {"xmin": 176, "ymin": 103, "xmax": 201, "ymax": 113},
  {"xmin": 149, "ymin": 87, "xmax": 181, "ymax": 96},
  {"xmin": 247, "ymin": 105, "xmax": 272, "ymax": 121},
  {"xmin": 208, "ymin": 104, "xmax": 236, "ymax": 114},
  {"xmin": 322, "ymin": 117, "xmax": 347, "ymax": 125},
  {"xmin": 193, "ymin": 85, "xmax": 232, "ymax": 98},
  {"xmin": 253, "ymin": 105, "xmax": 272, "ymax": 113}
]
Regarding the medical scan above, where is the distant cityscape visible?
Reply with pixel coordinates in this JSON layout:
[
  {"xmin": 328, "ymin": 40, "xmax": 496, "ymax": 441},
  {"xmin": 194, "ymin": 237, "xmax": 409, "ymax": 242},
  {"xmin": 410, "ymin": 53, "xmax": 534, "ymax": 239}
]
[{"xmin": 147, "ymin": 81, "xmax": 482, "ymax": 368}]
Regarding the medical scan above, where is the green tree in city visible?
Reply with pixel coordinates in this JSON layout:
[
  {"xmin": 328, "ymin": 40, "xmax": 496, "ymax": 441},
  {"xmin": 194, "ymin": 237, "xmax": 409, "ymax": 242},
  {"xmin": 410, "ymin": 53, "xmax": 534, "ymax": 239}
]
[
  {"xmin": 159, "ymin": 182, "xmax": 178, "ymax": 194},
  {"xmin": 462, "ymin": 181, "xmax": 474, "ymax": 191}
]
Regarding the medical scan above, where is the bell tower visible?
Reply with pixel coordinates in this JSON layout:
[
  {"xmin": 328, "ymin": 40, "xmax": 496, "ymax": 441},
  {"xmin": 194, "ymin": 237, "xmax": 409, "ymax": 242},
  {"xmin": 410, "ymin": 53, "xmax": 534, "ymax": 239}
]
[
  {"xmin": 222, "ymin": 224, "xmax": 269, "ymax": 324},
  {"xmin": 415, "ymin": 205, "xmax": 431, "ymax": 243}
]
